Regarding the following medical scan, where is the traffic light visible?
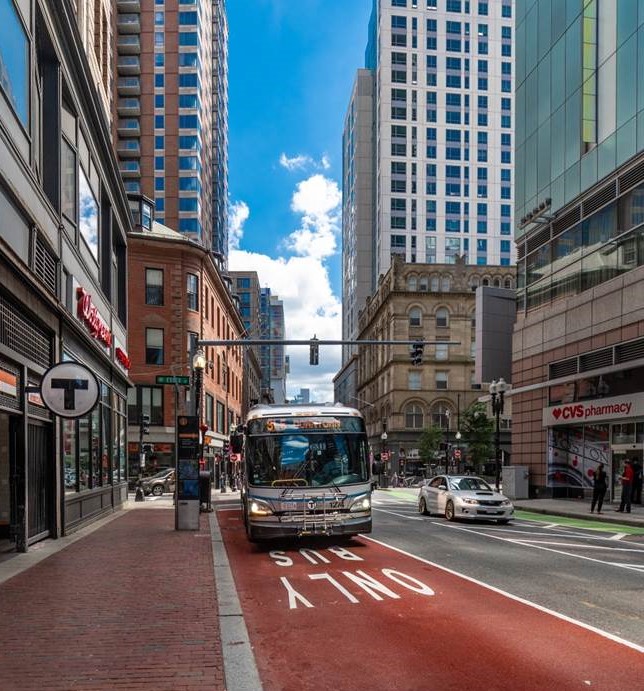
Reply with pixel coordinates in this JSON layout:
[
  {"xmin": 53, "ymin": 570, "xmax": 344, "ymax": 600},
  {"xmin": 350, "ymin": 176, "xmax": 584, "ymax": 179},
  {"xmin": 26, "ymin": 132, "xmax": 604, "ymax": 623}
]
[
  {"xmin": 410, "ymin": 341, "xmax": 424, "ymax": 365},
  {"xmin": 142, "ymin": 414, "xmax": 150, "ymax": 435},
  {"xmin": 223, "ymin": 441, "xmax": 230, "ymax": 456},
  {"xmin": 310, "ymin": 336, "xmax": 319, "ymax": 366},
  {"xmin": 142, "ymin": 443, "xmax": 153, "ymax": 454}
]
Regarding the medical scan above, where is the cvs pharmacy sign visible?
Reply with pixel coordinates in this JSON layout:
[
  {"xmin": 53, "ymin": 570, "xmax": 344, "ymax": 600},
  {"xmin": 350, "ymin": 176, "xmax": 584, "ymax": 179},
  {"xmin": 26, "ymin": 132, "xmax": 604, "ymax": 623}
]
[{"xmin": 543, "ymin": 392, "xmax": 644, "ymax": 427}]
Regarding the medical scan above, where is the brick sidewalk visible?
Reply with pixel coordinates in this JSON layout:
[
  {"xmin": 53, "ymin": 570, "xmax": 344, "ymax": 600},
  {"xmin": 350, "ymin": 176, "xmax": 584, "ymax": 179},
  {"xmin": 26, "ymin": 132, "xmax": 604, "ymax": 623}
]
[{"xmin": 0, "ymin": 510, "xmax": 225, "ymax": 690}]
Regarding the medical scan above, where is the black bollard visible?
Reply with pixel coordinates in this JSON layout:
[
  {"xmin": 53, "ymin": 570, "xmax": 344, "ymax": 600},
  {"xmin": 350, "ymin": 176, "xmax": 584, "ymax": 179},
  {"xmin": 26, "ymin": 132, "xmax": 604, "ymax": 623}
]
[{"xmin": 135, "ymin": 480, "xmax": 145, "ymax": 502}]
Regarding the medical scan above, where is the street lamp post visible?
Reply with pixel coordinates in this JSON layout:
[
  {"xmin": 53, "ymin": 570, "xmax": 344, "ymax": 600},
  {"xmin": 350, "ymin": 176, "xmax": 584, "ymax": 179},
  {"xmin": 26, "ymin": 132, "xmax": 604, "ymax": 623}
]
[
  {"xmin": 192, "ymin": 347, "xmax": 207, "ymax": 483},
  {"xmin": 489, "ymin": 378, "xmax": 508, "ymax": 491},
  {"xmin": 380, "ymin": 426, "xmax": 388, "ymax": 487},
  {"xmin": 455, "ymin": 430, "xmax": 462, "ymax": 473}
]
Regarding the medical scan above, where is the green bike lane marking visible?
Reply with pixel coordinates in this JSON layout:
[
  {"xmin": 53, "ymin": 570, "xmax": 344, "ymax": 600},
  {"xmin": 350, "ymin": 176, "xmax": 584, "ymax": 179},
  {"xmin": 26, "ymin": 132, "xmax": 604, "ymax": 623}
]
[
  {"xmin": 376, "ymin": 490, "xmax": 644, "ymax": 535},
  {"xmin": 515, "ymin": 510, "xmax": 644, "ymax": 535}
]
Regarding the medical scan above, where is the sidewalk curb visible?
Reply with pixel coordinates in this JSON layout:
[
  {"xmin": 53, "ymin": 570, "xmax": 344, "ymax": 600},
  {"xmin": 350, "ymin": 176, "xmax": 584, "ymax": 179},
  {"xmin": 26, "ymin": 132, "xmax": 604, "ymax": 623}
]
[{"xmin": 209, "ymin": 511, "xmax": 262, "ymax": 691}]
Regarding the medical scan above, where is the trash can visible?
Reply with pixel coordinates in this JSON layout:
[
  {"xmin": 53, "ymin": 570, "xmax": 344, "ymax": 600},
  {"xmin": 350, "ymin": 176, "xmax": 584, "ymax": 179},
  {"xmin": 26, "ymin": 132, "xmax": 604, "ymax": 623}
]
[{"xmin": 199, "ymin": 471, "xmax": 212, "ymax": 512}]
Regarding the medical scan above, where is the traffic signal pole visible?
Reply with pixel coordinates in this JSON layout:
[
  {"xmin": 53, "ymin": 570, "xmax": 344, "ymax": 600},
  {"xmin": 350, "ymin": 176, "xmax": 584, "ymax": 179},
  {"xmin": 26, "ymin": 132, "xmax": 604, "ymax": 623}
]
[{"xmin": 196, "ymin": 338, "xmax": 460, "ymax": 347}]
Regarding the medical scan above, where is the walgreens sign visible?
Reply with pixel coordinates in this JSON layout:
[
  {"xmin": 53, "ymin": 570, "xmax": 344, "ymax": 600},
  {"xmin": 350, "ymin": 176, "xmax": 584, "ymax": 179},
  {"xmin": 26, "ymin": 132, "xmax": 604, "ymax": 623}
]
[{"xmin": 543, "ymin": 392, "xmax": 644, "ymax": 427}]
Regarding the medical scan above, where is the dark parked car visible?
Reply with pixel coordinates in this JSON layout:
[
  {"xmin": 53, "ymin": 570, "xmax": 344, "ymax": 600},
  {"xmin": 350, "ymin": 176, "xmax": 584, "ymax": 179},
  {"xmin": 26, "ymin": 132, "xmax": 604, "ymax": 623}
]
[{"xmin": 141, "ymin": 468, "xmax": 176, "ymax": 496}]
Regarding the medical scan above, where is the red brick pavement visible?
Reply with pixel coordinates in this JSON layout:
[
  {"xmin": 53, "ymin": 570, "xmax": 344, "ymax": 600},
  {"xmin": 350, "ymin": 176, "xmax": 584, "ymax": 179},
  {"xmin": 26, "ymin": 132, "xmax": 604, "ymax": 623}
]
[{"xmin": 0, "ymin": 510, "xmax": 225, "ymax": 690}]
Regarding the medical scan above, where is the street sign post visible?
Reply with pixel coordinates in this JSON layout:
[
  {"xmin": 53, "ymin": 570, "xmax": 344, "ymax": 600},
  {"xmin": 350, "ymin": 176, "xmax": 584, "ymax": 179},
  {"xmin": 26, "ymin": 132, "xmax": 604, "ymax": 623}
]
[{"xmin": 156, "ymin": 375, "xmax": 190, "ymax": 385}]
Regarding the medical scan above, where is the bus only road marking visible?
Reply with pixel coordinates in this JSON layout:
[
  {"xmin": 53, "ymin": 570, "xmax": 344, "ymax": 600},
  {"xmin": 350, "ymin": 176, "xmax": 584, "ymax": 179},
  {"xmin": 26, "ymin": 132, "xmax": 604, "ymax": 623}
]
[
  {"xmin": 279, "ymin": 569, "xmax": 435, "ymax": 609},
  {"xmin": 266, "ymin": 545, "xmax": 435, "ymax": 609}
]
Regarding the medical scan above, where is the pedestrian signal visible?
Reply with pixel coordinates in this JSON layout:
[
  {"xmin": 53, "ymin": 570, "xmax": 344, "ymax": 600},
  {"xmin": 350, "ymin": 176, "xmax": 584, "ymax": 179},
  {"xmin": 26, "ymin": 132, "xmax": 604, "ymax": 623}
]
[{"xmin": 410, "ymin": 341, "xmax": 424, "ymax": 365}]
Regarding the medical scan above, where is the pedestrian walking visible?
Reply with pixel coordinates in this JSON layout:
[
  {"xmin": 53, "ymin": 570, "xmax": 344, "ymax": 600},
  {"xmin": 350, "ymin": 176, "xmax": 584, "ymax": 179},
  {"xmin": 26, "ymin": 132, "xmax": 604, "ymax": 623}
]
[
  {"xmin": 391, "ymin": 472, "xmax": 399, "ymax": 488},
  {"xmin": 590, "ymin": 462, "xmax": 607, "ymax": 514},
  {"xmin": 615, "ymin": 459, "xmax": 634, "ymax": 513},
  {"xmin": 631, "ymin": 458, "xmax": 643, "ymax": 504}
]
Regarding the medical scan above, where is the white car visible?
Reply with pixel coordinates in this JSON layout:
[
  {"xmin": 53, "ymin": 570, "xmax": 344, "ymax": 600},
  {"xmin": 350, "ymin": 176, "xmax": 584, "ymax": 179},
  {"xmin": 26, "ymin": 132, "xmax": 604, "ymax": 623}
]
[{"xmin": 418, "ymin": 474, "xmax": 514, "ymax": 524}]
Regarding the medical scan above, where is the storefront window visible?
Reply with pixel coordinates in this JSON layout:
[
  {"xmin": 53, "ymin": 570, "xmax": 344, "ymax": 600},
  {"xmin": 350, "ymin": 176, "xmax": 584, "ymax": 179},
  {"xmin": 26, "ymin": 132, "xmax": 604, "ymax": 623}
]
[
  {"xmin": 548, "ymin": 424, "xmax": 609, "ymax": 495},
  {"xmin": 79, "ymin": 415, "xmax": 90, "ymax": 490},
  {"xmin": 91, "ymin": 407, "xmax": 100, "ymax": 487},
  {"xmin": 63, "ymin": 418, "xmax": 76, "ymax": 494},
  {"xmin": 101, "ymin": 403, "xmax": 110, "ymax": 485},
  {"xmin": 119, "ymin": 396, "xmax": 127, "ymax": 482},
  {"xmin": 612, "ymin": 423, "xmax": 635, "ymax": 445}
]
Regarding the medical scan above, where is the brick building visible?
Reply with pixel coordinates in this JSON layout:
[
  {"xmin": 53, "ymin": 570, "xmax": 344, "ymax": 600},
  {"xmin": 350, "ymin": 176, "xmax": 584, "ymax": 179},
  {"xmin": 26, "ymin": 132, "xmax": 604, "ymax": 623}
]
[{"xmin": 127, "ymin": 222, "xmax": 243, "ymax": 480}]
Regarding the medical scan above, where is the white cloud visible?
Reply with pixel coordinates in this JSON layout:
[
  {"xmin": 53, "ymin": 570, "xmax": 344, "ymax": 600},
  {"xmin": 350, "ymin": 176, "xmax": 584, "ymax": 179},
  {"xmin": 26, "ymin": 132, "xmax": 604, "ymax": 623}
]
[
  {"xmin": 279, "ymin": 153, "xmax": 311, "ymax": 171},
  {"xmin": 286, "ymin": 174, "xmax": 341, "ymax": 260},
  {"xmin": 279, "ymin": 152, "xmax": 333, "ymax": 173},
  {"xmin": 228, "ymin": 173, "xmax": 343, "ymax": 402},
  {"xmin": 228, "ymin": 201, "xmax": 249, "ymax": 251}
]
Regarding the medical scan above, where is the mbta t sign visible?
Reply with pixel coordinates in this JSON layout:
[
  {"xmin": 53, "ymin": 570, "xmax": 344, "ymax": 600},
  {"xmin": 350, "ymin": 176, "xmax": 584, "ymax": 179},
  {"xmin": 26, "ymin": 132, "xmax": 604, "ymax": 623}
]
[
  {"xmin": 40, "ymin": 361, "xmax": 100, "ymax": 419},
  {"xmin": 454, "ymin": 449, "xmax": 462, "ymax": 459}
]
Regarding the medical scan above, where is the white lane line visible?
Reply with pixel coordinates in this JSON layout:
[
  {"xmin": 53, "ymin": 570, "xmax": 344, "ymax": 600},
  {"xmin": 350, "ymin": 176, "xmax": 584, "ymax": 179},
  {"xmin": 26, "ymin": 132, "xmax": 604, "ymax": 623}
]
[
  {"xmin": 362, "ymin": 534, "xmax": 644, "ymax": 654},
  {"xmin": 432, "ymin": 521, "xmax": 644, "ymax": 571},
  {"xmin": 509, "ymin": 540, "xmax": 644, "ymax": 553},
  {"xmin": 609, "ymin": 533, "xmax": 628, "ymax": 541},
  {"xmin": 374, "ymin": 508, "xmax": 424, "ymax": 521},
  {"xmin": 500, "ymin": 539, "xmax": 644, "ymax": 573}
]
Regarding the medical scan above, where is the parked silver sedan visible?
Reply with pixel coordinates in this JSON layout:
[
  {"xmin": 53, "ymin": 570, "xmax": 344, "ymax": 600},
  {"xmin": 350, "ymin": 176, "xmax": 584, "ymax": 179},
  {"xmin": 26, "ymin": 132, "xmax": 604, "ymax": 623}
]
[{"xmin": 418, "ymin": 474, "xmax": 514, "ymax": 523}]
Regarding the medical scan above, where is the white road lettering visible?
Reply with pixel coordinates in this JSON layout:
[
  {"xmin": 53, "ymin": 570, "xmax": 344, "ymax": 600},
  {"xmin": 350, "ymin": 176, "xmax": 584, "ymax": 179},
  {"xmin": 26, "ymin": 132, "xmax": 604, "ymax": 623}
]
[
  {"xmin": 342, "ymin": 569, "xmax": 401, "ymax": 601},
  {"xmin": 299, "ymin": 549, "xmax": 331, "ymax": 565},
  {"xmin": 381, "ymin": 569, "xmax": 435, "ymax": 596},
  {"xmin": 270, "ymin": 551, "xmax": 293, "ymax": 567},
  {"xmin": 309, "ymin": 573, "xmax": 359, "ymax": 603},
  {"xmin": 328, "ymin": 546, "xmax": 364, "ymax": 561},
  {"xmin": 280, "ymin": 576, "xmax": 314, "ymax": 609}
]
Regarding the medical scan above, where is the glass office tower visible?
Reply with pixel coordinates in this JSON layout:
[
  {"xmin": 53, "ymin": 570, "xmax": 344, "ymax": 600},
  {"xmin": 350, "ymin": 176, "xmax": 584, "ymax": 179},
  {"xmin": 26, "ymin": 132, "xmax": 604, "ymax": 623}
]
[{"xmin": 513, "ymin": 0, "xmax": 644, "ymax": 500}]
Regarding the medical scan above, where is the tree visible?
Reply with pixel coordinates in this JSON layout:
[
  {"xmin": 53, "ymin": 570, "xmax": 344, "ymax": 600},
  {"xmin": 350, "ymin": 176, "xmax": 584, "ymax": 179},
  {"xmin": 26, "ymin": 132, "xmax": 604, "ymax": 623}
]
[
  {"xmin": 418, "ymin": 426, "xmax": 444, "ymax": 470},
  {"xmin": 461, "ymin": 403, "xmax": 494, "ymax": 471}
]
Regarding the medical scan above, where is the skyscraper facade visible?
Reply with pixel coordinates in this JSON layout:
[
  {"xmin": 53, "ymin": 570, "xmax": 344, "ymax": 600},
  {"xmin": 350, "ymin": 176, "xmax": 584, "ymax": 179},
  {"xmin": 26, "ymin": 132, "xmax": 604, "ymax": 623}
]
[
  {"xmin": 259, "ymin": 288, "xmax": 287, "ymax": 404},
  {"xmin": 114, "ymin": 0, "xmax": 228, "ymax": 252},
  {"xmin": 512, "ymin": 0, "xmax": 644, "ymax": 500},
  {"xmin": 338, "ymin": 0, "xmax": 516, "ymax": 404}
]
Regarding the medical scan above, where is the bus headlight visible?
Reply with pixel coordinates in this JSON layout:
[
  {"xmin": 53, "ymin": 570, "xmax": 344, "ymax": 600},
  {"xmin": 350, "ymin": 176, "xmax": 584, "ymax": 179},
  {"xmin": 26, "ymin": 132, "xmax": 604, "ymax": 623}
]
[
  {"xmin": 249, "ymin": 499, "xmax": 273, "ymax": 516},
  {"xmin": 349, "ymin": 495, "xmax": 371, "ymax": 512}
]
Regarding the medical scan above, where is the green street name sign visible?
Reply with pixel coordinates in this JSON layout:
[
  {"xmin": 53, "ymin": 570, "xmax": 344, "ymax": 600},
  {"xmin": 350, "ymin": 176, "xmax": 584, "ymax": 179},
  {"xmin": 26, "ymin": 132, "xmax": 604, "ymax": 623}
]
[{"xmin": 156, "ymin": 375, "xmax": 190, "ymax": 385}]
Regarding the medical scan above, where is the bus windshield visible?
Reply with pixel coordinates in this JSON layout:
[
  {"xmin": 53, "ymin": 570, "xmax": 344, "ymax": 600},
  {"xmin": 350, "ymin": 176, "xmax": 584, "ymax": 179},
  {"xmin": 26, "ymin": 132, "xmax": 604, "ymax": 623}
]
[{"xmin": 245, "ymin": 432, "xmax": 370, "ymax": 487}]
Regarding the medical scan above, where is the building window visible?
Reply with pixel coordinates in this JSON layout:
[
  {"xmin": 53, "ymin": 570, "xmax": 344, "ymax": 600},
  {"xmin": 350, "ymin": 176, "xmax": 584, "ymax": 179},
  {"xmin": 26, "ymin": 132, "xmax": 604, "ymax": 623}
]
[
  {"xmin": 436, "ymin": 307, "xmax": 449, "ymax": 328},
  {"xmin": 409, "ymin": 307, "xmax": 422, "ymax": 327},
  {"xmin": 435, "ymin": 342, "xmax": 449, "ymax": 361},
  {"xmin": 145, "ymin": 269, "xmax": 164, "ymax": 306},
  {"xmin": 79, "ymin": 164, "xmax": 99, "ymax": 260},
  {"xmin": 146, "ymin": 328, "xmax": 164, "ymax": 364},
  {"xmin": 132, "ymin": 385, "xmax": 164, "ymax": 426},
  {"xmin": 0, "ymin": 0, "xmax": 28, "ymax": 125},
  {"xmin": 436, "ymin": 371, "xmax": 448, "ymax": 390},
  {"xmin": 405, "ymin": 404, "xmax": 424, "ymax": 429},
  {"xmin": 408, "ymin": 372, "xmax": 422, "ymax": 391},
  {"xmin": 187, "ymin": 273, "xmax": 199, "ymax": 311}
]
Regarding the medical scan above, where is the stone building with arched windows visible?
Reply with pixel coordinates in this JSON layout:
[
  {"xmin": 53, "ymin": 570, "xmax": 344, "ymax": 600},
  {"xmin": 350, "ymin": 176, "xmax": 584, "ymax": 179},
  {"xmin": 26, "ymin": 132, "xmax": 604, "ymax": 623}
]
[{"xmin": 355, "ymin": 255, "xmax": 515, "ymax": 476}]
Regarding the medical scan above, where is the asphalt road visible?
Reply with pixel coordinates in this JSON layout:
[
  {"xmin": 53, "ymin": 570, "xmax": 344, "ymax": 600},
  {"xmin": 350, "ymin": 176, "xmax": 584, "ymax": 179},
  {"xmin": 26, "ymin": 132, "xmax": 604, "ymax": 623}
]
[{"xmin": 372, "ymin": 489, "xmax": 644, "ymax": 647}]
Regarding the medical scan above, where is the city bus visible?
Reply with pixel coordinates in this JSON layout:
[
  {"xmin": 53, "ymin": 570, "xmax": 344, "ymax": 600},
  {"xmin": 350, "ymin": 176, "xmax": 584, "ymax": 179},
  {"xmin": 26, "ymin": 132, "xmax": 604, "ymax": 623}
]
[{"xmin": 231, "ymin": 403, "xmax": 372, "ymax": 541}]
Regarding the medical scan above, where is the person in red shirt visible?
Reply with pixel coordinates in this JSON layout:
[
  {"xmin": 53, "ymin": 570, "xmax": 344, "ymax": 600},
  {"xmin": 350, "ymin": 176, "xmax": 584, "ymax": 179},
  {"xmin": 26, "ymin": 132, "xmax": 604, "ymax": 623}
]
[{"xmin": 616, "ymin": 459, "xmax": 634, "ymax": 513}]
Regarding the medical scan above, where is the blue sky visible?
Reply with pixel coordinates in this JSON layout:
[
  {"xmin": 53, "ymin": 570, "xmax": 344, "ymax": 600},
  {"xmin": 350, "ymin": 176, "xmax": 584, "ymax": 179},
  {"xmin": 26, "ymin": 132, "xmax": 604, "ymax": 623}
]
[{"xmin": 227, "ymin": 0, "xmax": 372, "ymax": 401}]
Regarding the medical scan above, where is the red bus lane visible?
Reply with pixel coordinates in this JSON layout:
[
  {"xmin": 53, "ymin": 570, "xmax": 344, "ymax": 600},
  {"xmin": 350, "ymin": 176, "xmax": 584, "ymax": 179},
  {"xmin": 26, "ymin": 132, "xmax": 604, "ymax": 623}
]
[{"xmin": 219, "ymin": 511, "xmax": 642, "ymax": 691}]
